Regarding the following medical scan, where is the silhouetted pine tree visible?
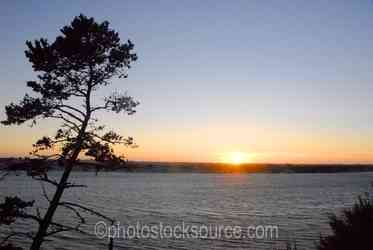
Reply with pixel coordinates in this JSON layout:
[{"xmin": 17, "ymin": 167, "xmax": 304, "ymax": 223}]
[{"xmin": 1, "ymin": 14, "xmax": 138, "ymax": 250}]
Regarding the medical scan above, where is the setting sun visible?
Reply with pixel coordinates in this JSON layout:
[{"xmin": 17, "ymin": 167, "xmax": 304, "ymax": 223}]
[{"xmin": 222, "ymin": 152, "xmax": 251, "ymax": 165}]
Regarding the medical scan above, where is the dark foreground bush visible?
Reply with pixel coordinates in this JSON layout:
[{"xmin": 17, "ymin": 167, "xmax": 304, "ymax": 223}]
[{"xmin": 318, "ymin": 194, "xmax": 373, "ymax": 250}]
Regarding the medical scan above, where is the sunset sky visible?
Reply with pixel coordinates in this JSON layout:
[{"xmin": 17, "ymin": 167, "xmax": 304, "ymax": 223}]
[{"xmin": 0, "ymin": 0, "xmax": 373, "ymax": 163}]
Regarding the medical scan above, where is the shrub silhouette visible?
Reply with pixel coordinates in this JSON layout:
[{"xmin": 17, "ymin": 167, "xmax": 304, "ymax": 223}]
[{"xmin": 318, "ymin": 193, "xmax": 373, "ymax": 250}]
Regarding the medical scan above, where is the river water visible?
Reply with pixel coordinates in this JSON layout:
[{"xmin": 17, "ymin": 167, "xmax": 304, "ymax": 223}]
[{"xmin": 1, "ymin": 172, "xmax": 372, "ymax": 249}]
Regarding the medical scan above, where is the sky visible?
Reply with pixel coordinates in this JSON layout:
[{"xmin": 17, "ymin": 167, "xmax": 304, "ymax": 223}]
[{"xmin": 0, "ymin": 0, "xmax": 373, "ymax": 164}]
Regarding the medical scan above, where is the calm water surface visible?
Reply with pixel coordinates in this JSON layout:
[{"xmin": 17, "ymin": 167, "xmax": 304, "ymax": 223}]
[{"xmin": 1, "ymin": 172, "xmax": 373, "ymax": 249}]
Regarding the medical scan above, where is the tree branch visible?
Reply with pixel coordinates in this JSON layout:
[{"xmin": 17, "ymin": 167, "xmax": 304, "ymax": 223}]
[
  {"xmin": 59, "ymin": 203, "xmax": 86, "ymax": 224},
  {"xmin": 64, "ymin": 183, "xmax": 87, "ymax": 189},
  {"xmin": 31, "ymin": 153, "xmax": 62, "ymax": 160},
  {"xmin": 46, "ymin": 221, "xmax": 87, "ymax": 237},
  {"xmin": 32, "ymin": 173, "xmax": 59, "ymax": 187},
  {"xmin": 55, "ymin": 107, "xmax": 84, "ymax": 123},
  {"xmin": 40, "ymin": 182, "xmax": 51, "ymax": 203},
  {"xmin": 49, "ymin": 114, "xmax": 81, "ymax": 131},
  {"xmin": 58, "ymin": 104, "xmax": 85, "ymax": 117},
  {"xmin": 90, "ymin": 104, "xmax": 108, "ymax": 112},
  {"xmin": 1, "ymin": 232, "xmax": 34, "ymax": 246},
  {"xmin": 58, "ymin": 201, "xmax": 114, "ymax": 223}
]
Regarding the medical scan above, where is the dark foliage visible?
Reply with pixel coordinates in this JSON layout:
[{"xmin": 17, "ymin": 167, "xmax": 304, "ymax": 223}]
[
  {"xmin": 0, "ymin": 197, "xmax": 34, "ymax": 250},
  {"xmin": 318, "ymin": 194, "xmax": 373, "ymax": 250},
  {"xmin": 0, "ymin": 197, "xmax": 34, "ymax": 226}
]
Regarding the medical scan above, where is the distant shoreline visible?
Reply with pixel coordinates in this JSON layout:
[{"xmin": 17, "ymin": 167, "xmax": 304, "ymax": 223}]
[{"xmin": 2, "ymin": 157, "xmax": 373, "ymax": 174}]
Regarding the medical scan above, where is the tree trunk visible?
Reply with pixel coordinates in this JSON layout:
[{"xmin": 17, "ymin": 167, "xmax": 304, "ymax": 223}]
[
  {"xmin": 30, "ymin": 140, "xmax": 83, "ymax": 250},
  {"xmin": 30, "ymin": 72, "xmax": 93, "ymax": 250}
]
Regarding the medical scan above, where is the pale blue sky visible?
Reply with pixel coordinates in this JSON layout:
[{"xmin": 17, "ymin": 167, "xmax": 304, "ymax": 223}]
[{"xmin": 1, "ymin": 0, "xmax": 373, "ymax": 163}]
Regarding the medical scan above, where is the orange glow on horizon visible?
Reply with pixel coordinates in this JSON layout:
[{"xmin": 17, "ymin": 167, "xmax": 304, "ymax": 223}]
[{"xmin": 1, "ymin": 123, "xmax": 373, "ymax": 164}]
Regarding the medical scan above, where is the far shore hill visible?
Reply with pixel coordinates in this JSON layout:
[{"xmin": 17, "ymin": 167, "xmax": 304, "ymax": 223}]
[{"xmin": 1, "ymin": 157, "xmax": 373, "ymax": 174}]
